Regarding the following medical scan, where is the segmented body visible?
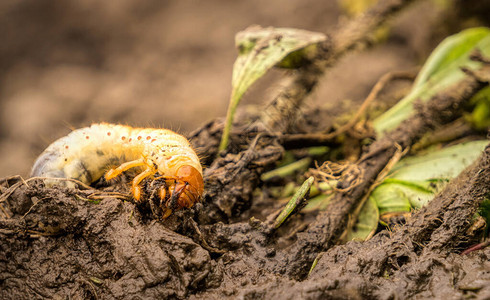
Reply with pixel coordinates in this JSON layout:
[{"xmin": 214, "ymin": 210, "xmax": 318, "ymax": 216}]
[{"xmin": 31, "ymin": 123, "xmax": 203, "ymax": 213}]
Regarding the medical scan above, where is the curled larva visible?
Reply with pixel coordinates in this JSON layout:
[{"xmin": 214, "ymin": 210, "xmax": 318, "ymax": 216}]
[{"xmin": 31, "ymin": 123, "xmax": 204, "ymax": 217}]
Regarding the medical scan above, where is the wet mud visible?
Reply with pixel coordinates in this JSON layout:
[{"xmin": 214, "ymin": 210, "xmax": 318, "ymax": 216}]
[
  {"xmin": 1, "ymin": 1, "xmax": 490, "ymax": 299},
  {"xmin": 1, "ymin": 119, "xmax": 488, "ymax": 299}
]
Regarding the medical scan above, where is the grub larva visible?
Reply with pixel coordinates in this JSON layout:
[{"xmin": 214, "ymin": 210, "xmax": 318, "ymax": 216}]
[{"xmin": 31, "ymin": 123, "xmax": 204, "ymax": 217}]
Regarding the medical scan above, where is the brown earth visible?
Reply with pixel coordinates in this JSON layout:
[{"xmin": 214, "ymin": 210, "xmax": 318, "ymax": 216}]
[{"xmin": 1, "ymin": 0, "xmax": 490, "ymax": 299}]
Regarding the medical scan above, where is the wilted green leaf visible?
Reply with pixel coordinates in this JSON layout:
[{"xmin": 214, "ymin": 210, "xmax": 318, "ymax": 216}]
[
  {"xmin": 302, "ymin": 193, "xmax": 332, "ymax": 212},
  {"xmin": 219, "ymin": 26, "xmax": 327, "ymax": 151},
  {"xmin": 373, "ymin": 179, "xmax": 440, "ymax": 213},
  {"xmin": 387, "ymin": 141, "xmax": 488, "ymax": 180},
  {"xmin": 370, "ymin": 182, "xmax": 413, "ymax": 215},
  {"xmin": 348, "ymin": 140, "xmax": 487, "ymax": 240},
  {"xmin": 374, "ymin": 27, "xmax": 490, "ymax": 135},
  {"xmin": 373, "ymin": 140, "xmax": 487, "ymax": 214},
  {"xmin": 343, "ymin": 196, "xmax": 379, "ymax": 242},
  {"xmin": 261, "ymin": 157, "xmax": 312, "ymax": 182}
]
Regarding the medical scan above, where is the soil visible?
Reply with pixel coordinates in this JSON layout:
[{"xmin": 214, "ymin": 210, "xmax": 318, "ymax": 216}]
[{"xmin": 1, "ymin": 0, "xmax": 490, "ymax": 299}]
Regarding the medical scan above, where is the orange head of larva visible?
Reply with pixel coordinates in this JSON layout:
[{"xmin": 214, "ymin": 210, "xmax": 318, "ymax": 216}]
[{"xmin": 168, "ymin": 165, "xmax": 204, "ymax": 209}]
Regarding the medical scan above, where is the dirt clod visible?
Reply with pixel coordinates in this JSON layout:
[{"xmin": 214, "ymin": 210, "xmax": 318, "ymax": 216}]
[
  {"xmin": 1, "ymin": 181, "xmax": 218, "ymax": 299},
  {"xmin": 1, "ymin": 0, "xmax": 490, "ymax": 299}
]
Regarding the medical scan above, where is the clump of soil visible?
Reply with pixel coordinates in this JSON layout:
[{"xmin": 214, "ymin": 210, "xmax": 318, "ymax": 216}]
[
  {"xmin": 0, "ymin": 180, "xmax": 219, "ymax": 299},
  {"xmin": 1, "ymin": 1, "xmax": 490, "ymax": 299},
  {"xmin": 1, "ymin": 117, "xmax": 488, "ymax": 299}
]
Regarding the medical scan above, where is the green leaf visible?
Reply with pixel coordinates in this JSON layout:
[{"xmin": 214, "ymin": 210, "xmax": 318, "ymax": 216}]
[
  {"xmin": 343, "ymin": 196, "xmax": 379, "ymax": 242},
  {"xmin": 350, "ymin": 141, "xmax": 487, "ymax": 236},
  {"xmin": 387, "ymin": 141, "xmax": 488, "ymax": 180},
  {"xmin": 373, "ymin": 180, "xmax": 440, "ymax": 213},
  {"xmin": 261, "ymin": 157, "xmax": 312, "ymax": 182},
  {"xmin": 302, "ymin": 193, "xmax": 332, "ymax": 212},
  {"xmin": 413, "ymin": 27, "xmax": 490, "ymax": 88},
  {"xmin": 374, "ymin": 27, "xmax": 490, "ymax": 135},
  {"xmin": 219, "ymin": 26, "xmax": 327, "ymax": 151},
  {"xmin": 371, "ymin": 183, "xmax": 413, "ymax": 215},
  {"xmin": 372, "ymin": 140, "xmax": 487, "ymax": 214}
]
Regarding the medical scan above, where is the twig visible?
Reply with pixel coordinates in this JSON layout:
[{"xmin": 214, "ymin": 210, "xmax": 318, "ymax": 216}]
[
  {"xmin": 329, "ymin": 69, "xmax": 418, "ymax": 138},
  {"xmin": 411, "ymin": 118, "xmax": 473, "ymax": 151},
  {"xmin": 188, "ymin": 218, "xmax": 226, "ymax": 254},
  {"xmin": 278, "ymin": 133, "xmax": 342, "ymax": 149},
  {"xmin": 461, "ymin": 240, "xmax": 490, "ymax": 256}
]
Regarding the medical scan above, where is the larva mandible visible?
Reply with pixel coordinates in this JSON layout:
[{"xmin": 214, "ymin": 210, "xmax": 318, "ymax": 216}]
[{"xmin": 31, "ymin": 123, "xmax": 204, "ymax": 217}]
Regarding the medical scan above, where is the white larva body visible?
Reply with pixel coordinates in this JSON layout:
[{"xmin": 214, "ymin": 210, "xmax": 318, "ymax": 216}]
[{"xmin": 31, "ymin": 123, "xmax": 202, "ymax": 187}]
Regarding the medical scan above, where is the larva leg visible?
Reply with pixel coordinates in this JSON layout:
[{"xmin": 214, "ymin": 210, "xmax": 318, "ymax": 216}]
[
  {"xmin": 105, "ymin": 159, "xmax": 146, "ymax": 181},
  {"xmin": 152, "ymin": 175, "xmax": 181, "ymax": 218},
  {"xmin": 162, "ymin": 208, "xmax": 173, "ymax": 219},
  {"xmin": 131, "ymin": 166, "xmax": 156, "ymax": 201}
]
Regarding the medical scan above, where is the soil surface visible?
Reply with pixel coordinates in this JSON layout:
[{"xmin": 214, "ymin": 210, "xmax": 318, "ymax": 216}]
[
  {"xmin": 1, "ymin": 1, "xmax": 490, "ymax": 299},
  {"xmin": 0, "ymin": 125, "xmax": 488, "ymax": 299}
]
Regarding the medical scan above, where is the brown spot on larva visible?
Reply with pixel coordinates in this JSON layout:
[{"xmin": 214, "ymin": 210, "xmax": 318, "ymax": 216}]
[
  {"xmin": 137, "ymin": 136, "xmax": 142, "ymax": 140},
  {"xmin": 107, "ymin": 132, "xmax": 111, "ymax": 136},
  {"xmin": 121, "ymin": 136, "xmax": 126, "ymax": 141},
  {"xmin": 64, "ymin": 158, "xmax": 68, "ymax": 162},
  {"xmin": 65, "ymin": 145, "xmax": 69, "ymax": 149},
  {"xmin": 146, "ymin": 136, "xmax": 151, "ymax": 140}
]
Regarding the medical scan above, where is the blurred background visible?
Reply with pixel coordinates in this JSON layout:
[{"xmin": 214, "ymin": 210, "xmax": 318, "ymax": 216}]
[{"xmin": 0, "ymin": 0, "xmax": 487, "ymax": 177}]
